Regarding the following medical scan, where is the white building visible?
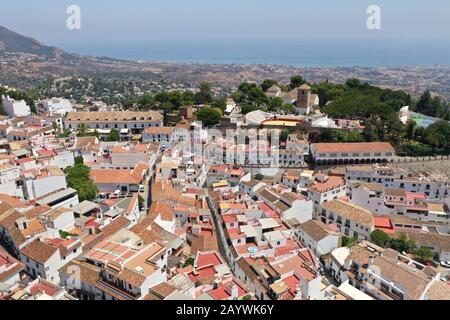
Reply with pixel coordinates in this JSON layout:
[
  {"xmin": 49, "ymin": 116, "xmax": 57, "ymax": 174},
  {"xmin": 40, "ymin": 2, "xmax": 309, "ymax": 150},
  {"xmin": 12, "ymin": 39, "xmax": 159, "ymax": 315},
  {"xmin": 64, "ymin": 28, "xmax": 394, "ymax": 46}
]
[
  {"xmin": 318, "ymin": 199, "xmax": 375, "ymax": 240},
  {"xmin": 296, "ymin": 220, "xmax": 341, "ymax": 256},
  {"xmin": 64, "ymin": 111, "xmax": 164, "ymax": 134},
  {"xmin": 1, "ymin": 95, "xmax": 31, "ymax": 118},
  {"xmin": 142, "ymin": 126, "xmax": 174, "ymax": 147},
  {"xmin": 311, "ymin": 142, "xmax": 396, "ymax": 166},
  {"xmin": 37, "ymin": 98, "xmax": 74, "ymax": 116},
  {"xmin": 308, "ymin": 174, "xmax": 347, "ymax": 206},
  {"xmin": 20, "ymin": 239, "xmax": 82, "ymax": 285},
  {"xmin": 22, "ymin": 166, "xmax": 68, "ymax": 201},
  {"xmin": 344, "ymin": 163, "xmax": 403, "ymax": 187}
]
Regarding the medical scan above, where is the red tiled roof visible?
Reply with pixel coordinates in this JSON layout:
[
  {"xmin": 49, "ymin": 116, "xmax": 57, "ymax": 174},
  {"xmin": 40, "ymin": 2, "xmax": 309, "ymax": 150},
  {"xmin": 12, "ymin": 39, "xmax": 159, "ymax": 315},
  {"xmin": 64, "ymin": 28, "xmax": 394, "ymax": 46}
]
[
  {"xmin": 374, "ymin": 216, "xmax": 392, "ymax": 229},
  {"xmin": 208, "ymin": 279, "xmax": 247, "ymax": 300},
  {"xmin": 314, "ymin": 142, "xmax": 395, "ymax": 154},
  {"xmin": 222, "ymin": 215, "xmax": 238, "ymax": 223},
  {"xmin": 29, "ymin": 281, "xmax": 60, "ymax": 297},
  {"xmin": 90, "ymin": 169, "xmax": 141, "ymax": 185},
  {"xmin": 309, "ymin": 176, "xmax": 346, "ymax": 193},
  {"xmin": 196, "ymin": 252, "xmax": 223, "ymax": 269}
]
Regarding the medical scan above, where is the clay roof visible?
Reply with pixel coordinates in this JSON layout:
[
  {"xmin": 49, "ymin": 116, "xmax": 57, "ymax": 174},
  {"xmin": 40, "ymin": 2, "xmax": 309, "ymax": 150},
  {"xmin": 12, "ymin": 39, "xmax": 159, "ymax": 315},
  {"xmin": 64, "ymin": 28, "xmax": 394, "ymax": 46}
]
[
  {"xmin": 298, "ymin": 220, "xmax": 338, "ymax": 241},
  {"xmin": 66, "ymin": 111, "xmax": 163, "ymax": 123},
  {"xmin": 372, "ymin": 255, "xmax": 432, "ymax": 300},
  {"xmin": 59, "ymin": 260, "xmax": 101, "ymax": 286},
  {"xmin": 322, "ymin": 199, "xmax": 374, "ymax": 226},
  {"xmin": 0, "ymin": 195, "xmax": 28, "ymax": 209},
  {"xmin": 144, "ymin": 126, "xmax": 175, "ymax": 135},
  {"xmin": 313, "ymin": 142, "xmax": 395, "ymax": 154},
  {"xmin": 148, "ymin": 282, "xmax": 177, "ymax": 299},
  {"xmin": 20, "ymin": 240, "xmax": 58, "ymax": 264},
  {"xmin": 90, "ymin": 169, "xmax": 141, "ymax": 185}
]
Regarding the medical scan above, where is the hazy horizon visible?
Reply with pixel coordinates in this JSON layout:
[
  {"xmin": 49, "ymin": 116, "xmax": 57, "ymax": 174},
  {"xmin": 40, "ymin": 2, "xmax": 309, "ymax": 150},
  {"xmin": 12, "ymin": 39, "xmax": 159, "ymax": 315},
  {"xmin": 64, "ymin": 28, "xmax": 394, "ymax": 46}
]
[{"xmin": 2, "ymin": 0, "xmax": 450, "ymax": 67}]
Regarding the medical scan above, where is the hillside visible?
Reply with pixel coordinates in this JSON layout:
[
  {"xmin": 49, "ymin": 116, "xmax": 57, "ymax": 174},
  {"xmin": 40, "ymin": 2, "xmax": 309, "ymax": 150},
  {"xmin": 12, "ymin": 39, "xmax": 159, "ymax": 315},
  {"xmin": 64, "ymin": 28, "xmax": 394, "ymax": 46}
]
[{"xmin": 0, "ymin": 25, "xmax": 66, "ymax": 59}]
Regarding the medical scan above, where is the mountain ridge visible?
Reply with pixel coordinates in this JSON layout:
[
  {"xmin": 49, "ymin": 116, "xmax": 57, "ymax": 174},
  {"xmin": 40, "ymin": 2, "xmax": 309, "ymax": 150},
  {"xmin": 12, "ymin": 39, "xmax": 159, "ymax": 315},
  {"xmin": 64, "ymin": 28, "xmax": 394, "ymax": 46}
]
[{"xmin": 0, "ymin": 25, "xmax": 68, "ymax": 59}]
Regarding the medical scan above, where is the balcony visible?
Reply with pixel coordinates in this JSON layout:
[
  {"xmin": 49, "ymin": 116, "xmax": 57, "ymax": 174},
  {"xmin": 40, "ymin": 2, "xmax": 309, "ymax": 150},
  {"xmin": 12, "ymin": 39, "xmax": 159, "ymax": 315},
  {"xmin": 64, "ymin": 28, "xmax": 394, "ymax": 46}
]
[{"xmin": 96, "ymin": 279, "xmax": 139, "ymax": 300}]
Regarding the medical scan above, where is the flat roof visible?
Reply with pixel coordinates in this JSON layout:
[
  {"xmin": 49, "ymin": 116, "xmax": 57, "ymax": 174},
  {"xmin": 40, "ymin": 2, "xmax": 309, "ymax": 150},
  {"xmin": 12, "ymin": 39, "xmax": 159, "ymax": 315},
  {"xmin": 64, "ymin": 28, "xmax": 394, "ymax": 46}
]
[
  {"xmin": 72, "ymin": 201, "xmax": 100, "ymax": 215},
  {"xmin": 337, "ymin": 281, "xmax": 374, "ymax": 300},
  {"xmin": 259, "ymin": 218, "xmax": 280, "ymax": 230},
  {"xmin": 37, "ymin": 188, "xmax": 77, "ymax": 205}
]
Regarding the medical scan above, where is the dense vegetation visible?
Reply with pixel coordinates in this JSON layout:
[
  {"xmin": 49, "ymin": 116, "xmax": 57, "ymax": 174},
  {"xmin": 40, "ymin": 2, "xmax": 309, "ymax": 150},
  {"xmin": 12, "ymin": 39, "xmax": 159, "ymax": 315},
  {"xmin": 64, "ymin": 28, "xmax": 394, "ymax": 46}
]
[
  {"xmin": 196, "ymin": 107, "xmax": 223, "ymax": 126},
  {"xmin": 231, "ymin": 76, "xmax": 450, "ymax": 156},
  {"xmin": 107, "ymin": 129, "xmax": 121, "ymax": 142},
  {"xmin": 414, "ymin": 90, "xmax": 450, "ymax": 119},
  {"xmin": 314, "ymin": 79, "xmax": 450, "ymax": 155},
  {"xmin": 64, "ymin": 160, "xmax": 98, "ymax": 202},
  {"xmin": 370, "ymin": 230, "xmax": 435, "ymax": 263},
  {"xmin": 132, "ymin": 82, "xmax": 218, "ymax": 112}
]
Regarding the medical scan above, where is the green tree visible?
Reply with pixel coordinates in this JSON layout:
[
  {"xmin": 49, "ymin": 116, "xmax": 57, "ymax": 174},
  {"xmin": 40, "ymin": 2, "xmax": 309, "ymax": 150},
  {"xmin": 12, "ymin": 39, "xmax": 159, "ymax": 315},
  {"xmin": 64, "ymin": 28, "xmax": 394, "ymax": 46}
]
[
  {"xmin": 388, "ymin": 233, "xmax": 416, "ymax": 253},
  {"xmin": 268, "ymin": 97, "xmax": 283, "ymax": 111},
  {"xmin": 138, "ymin": 93, "xmax": 155, "ymax": 109},
  {"xmin": 240, "ymin": 103, "xmax": 259, "ymax": 115},
  {"xmin": 342, "ymin": 236, "xmax": 358, "ymax": 248},
  {"xmin": 254, "ymin": 174, "xmax": 264, "ymax": 181},
  {"xmin": 261, "ymin": 79, "xmax": 279, "ymax": 92},
  {"xmin": 64, "ymin": 164, "xmax": 98, "ymax": 202},
  {"xmin": 183, "ymin": 258, "xmax": 195, "ymax": 268},
  {"xmin": 76, "ymin": 124, "xmax": 88, "ymax": 137},
  {"xmin": 289, "ymin": 75, "xmax": 307, "ymax": 89},
  {"xmin": 211, "ymin": 98, "xmax": 227, "ymax": 112},
  {"xmin": 74, "ymin": 156, "xmax": 84, "ymax": 165},
  {"xmin": 370, "ymin": 230, "xmax": 391, "ymax": 247},
  {"xmin": 413, "ymin": 246, "xmax": 434, "ymax": 263},
  {"xmin": 196, "ymin": 107, "xmax": 222, "ymax": 126},
  {"xmin": 415, "ymin": 90, "xmax": 433, "ymax": 116},
  {"xmin": 107, "ymin": 129, "xmax": 120, "ymax": 142},
  {"xmin": 234, "ymin": 82, "xmax": 268, "ymax": 107},
  {"xmin": 405, "ymin": 119, "xmax": 417, "ymax": 140},
  {"xmin": 138, "ymin": 195, "xmax": 145, "ymax": 208},
  {"xmin": 311, "ymin": 82, "xmax": 346, "ymax": 107},
  {"xmin": 425, "ymin": 120, "xmax": 450, "ymax": 150},
  {"xmin": 194, "ymin": 82, "xmax": 213, "ymax": 105}
]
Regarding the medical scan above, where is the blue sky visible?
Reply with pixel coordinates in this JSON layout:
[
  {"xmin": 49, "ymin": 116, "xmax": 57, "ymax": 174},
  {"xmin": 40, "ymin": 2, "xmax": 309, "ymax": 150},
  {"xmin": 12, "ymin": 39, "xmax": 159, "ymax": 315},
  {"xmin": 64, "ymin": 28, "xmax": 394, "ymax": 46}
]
[{"xmin": 2, "ymin": 0, "xmax": 450, "ymax": 44}]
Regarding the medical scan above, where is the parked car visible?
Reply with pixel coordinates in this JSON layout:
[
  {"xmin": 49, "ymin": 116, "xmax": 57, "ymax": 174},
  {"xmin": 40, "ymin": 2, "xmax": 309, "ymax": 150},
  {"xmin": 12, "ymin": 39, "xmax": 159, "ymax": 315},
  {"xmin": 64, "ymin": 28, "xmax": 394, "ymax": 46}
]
[{"xmin": 440, "ymin": 261, "xmax": 450, "ymax": 269}]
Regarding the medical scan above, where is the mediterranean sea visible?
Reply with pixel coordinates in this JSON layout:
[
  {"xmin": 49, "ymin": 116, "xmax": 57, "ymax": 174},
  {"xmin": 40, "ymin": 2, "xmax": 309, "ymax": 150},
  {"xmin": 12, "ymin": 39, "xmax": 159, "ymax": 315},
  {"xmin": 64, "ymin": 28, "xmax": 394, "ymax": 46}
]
[{"xmin": 62, "ymin": 39, "xmax": 450, "ymax": 67}]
